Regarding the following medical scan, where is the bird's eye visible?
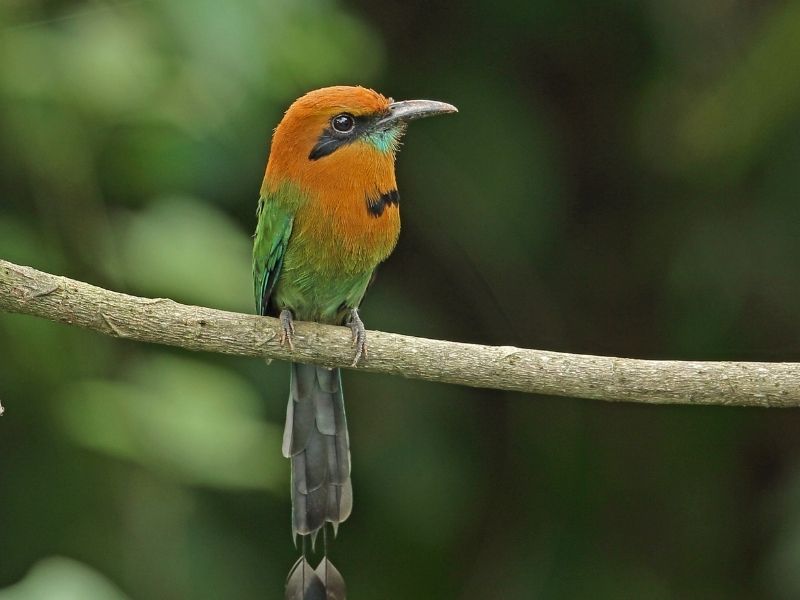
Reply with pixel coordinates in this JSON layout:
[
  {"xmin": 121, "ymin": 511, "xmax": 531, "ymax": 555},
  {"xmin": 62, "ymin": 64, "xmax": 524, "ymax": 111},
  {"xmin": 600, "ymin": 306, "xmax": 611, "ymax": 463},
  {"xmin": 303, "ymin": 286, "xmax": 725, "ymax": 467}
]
[{"xmin": 331, "ymin": 113, "xmax": 355, "ymax": 133}]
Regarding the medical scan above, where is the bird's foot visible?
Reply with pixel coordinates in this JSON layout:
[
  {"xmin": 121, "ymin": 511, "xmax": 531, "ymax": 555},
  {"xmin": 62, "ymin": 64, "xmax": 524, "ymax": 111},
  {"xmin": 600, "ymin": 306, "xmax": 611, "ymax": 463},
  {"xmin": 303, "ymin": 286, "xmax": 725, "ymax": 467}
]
[
  {"xmin": 279, "ymin": 309, "xmax": 295, "ymax": 350},
  {"xmin": 347, "ymin": 309, "xmax": 367, "ymax": 366}
]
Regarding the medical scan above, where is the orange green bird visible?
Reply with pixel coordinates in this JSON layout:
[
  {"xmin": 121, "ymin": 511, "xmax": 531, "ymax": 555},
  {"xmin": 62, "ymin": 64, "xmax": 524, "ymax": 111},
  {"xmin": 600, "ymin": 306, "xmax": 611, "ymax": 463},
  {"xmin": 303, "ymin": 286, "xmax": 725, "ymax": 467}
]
[{"xmin": 252, "ymin": 85, "xmax": 456, "ymax": 597}]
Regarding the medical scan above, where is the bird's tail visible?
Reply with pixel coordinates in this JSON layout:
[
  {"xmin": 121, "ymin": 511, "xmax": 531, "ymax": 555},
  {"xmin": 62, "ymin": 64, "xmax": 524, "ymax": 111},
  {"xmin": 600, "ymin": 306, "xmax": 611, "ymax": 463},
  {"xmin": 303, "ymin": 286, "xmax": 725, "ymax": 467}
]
[
  {"xmin": 283, "ymin": 363, "xmax": 351, "ymax": 599},
  {"xmin": 286, "ymin": 556, "xmax": 346, "ymax": 600}
]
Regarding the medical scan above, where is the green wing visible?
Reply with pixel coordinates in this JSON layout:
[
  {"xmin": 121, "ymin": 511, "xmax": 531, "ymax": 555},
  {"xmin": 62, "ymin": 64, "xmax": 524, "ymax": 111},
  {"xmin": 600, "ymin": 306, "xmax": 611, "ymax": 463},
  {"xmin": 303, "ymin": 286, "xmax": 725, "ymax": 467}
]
[{"xmin": 253, "ymin": 194, "xmax": 294, "ymax": 316}]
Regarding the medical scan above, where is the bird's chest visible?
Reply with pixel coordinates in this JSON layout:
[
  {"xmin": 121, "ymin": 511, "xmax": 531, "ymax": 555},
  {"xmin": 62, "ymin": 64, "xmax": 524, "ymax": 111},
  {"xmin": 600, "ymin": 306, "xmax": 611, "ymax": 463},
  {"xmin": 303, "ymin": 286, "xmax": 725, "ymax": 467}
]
[
  {"xmin": 290, "ymin": 196, "xmax": 400, "ymax": 276},
  {"xmin": 276, "ymin": 200, "xmax": 399, "ymax": 322}
]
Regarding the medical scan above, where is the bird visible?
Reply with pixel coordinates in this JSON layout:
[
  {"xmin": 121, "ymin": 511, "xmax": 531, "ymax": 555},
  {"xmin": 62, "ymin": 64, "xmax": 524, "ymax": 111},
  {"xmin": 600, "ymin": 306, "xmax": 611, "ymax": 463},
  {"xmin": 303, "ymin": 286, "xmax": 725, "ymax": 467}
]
[{"xmin": 252, "ymin": 85, "xmax": 456, "ymax": 598}]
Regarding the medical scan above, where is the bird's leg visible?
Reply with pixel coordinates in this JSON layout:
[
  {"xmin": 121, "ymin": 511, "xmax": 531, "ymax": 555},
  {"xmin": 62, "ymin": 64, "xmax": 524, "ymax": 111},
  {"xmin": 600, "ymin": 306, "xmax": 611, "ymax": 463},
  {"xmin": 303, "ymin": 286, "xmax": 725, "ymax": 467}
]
[
  {"xmin": 279, "ymin": 309, "xmax": 295, "ymax": 350},
  {"xmin": 347, "ymin": 308, "xmax": 367, "ymax": 366}
]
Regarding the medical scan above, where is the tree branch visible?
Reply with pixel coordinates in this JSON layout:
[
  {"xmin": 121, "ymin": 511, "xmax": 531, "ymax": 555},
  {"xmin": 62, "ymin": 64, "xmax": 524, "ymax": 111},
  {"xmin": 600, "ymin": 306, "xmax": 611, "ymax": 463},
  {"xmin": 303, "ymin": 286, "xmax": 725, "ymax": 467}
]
[{"xmin": 1, "ymin": 258, "xmax": 798, "ymax": 407}]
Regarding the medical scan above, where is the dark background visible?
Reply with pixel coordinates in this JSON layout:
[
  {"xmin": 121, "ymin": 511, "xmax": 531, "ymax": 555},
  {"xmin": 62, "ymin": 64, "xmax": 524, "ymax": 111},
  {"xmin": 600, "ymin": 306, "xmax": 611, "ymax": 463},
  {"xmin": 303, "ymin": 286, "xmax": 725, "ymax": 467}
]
[{"xmin": 2, "ymin": 1, "xmax": 800, "ymax": 598}]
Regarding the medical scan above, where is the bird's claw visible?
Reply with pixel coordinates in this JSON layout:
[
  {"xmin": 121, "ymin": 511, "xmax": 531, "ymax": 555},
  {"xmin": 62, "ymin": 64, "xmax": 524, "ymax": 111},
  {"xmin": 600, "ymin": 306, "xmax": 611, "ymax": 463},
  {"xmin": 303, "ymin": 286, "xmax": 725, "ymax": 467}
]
[
  {"xmin": 347, "ymin": 309, "xmax": 367, "ymax": 366},
  {"xmin": 279, "ymin": 309, "xmax": 295, "ymax": 351}
]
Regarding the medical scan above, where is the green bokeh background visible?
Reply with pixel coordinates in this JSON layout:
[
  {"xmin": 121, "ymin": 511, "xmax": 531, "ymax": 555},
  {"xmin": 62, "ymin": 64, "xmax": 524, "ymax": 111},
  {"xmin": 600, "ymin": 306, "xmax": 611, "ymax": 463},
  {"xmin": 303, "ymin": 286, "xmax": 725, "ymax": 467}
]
[{"xmin": 2, "ymin": 1, "xmax": 800, "ymax": 598}]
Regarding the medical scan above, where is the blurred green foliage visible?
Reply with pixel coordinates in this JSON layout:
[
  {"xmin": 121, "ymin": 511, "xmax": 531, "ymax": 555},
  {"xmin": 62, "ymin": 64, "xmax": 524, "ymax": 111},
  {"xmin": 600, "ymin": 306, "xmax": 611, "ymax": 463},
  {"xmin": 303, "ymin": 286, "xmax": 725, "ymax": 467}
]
[{"xmin": 2, "ymin": 0, "xmax": 800, "ymax": 598}]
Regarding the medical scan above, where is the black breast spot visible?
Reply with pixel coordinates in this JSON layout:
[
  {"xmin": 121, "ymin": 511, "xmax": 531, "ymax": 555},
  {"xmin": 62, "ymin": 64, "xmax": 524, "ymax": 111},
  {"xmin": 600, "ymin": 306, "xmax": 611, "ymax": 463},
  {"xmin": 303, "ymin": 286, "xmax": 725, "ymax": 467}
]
[{"xmin": 366, "ymin": 190, "xmax": 399, "ymax": 217}]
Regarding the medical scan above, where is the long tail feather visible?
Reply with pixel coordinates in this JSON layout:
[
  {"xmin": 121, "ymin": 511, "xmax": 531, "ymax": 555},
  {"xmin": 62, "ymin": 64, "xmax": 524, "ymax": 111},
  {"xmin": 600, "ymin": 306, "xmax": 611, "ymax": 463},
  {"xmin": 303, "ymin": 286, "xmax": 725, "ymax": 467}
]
[{"xmin": 283, "ymin": 363, "xmax": 352, "ymax": 537}]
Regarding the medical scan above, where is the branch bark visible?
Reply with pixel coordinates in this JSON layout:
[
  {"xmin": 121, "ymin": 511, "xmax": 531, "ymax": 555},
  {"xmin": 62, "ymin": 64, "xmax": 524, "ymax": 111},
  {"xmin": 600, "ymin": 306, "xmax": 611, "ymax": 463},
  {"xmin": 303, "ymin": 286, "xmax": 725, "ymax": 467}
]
[{"xmin": 1, "ymin": 259, "xmax": 798, "ymax": 407}]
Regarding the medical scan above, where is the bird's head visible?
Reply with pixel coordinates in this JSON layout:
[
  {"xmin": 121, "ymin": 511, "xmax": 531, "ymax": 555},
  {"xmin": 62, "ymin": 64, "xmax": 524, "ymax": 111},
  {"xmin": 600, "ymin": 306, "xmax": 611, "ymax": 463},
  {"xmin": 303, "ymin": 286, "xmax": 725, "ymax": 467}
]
[{"xmin": 263, "ymin": 86, "xmax": 456, "ymax": 196}]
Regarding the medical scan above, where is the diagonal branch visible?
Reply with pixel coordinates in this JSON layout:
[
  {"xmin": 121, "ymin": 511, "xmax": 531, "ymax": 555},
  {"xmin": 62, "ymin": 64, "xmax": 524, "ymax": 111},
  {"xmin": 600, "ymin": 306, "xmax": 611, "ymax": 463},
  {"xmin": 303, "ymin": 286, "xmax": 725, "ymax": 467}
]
[{"xmin": 1, "ymin": 258, "xmax": 799, "ymax": 407}]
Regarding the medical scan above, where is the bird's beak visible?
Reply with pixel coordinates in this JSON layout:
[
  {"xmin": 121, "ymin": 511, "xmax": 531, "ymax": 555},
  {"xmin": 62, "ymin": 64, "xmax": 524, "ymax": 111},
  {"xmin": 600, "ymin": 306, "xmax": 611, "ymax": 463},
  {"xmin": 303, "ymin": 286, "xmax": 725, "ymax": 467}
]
[{"xmin": 374, "ymin": 99, "xmax": 458, "ymax": 129}]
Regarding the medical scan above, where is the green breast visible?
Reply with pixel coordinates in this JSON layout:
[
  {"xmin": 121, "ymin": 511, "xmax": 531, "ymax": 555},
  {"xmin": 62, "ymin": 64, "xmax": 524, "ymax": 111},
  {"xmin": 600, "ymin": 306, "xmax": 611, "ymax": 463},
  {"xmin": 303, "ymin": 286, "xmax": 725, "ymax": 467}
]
[{"xmin": 272, "ymin": 255, "xmax": 373, "ymax": 324}]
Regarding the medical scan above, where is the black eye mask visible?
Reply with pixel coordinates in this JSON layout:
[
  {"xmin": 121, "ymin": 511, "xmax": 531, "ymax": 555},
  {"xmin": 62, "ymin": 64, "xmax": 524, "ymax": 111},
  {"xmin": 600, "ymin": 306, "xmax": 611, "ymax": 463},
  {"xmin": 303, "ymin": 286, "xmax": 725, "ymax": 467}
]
[{"xmin": 308, "ymin": 114, "xmax": 379, "ymax": 161}]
